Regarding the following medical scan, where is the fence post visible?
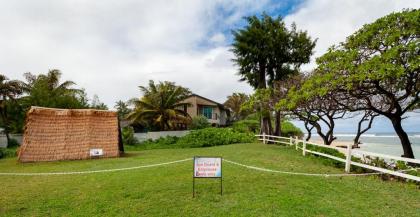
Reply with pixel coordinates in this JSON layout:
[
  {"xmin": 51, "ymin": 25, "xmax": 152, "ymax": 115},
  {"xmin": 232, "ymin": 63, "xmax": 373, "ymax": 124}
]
[
  {"xmin": 262, "ymin": 133, "xmax": 266, "ymax": 144},
  {"xmin": 345, "ymin": 143, "xmax": 352, "ymax": 173},
  {"xmin": 302, "ymin": 140, "xmax": 306, "ymax": 156},
  {"xmin": 289, "ymin": 136, "xmax": 292, "ymax": 146},
  {"xmin": 295, "ymin": 139, "xmax": 299, "ymax": 150}
]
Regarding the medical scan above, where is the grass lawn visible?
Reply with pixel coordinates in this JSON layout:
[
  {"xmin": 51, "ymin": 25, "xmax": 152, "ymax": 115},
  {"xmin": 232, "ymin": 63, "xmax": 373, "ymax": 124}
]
[{"xmin": 0, "ymin": 143, "xmax": 419, "ymax": 217}]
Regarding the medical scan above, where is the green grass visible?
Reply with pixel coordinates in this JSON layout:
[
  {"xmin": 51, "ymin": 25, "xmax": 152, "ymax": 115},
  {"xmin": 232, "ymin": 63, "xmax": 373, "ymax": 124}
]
[{"xmin": 0, "ymin": 143, "xmax": 419, "ymax": 217}]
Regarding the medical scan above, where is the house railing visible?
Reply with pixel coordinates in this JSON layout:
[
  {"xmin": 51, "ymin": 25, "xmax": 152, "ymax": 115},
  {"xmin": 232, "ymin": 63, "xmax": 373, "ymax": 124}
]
[{"xmin": 255, "ymin": 134, "xmax": 420, "ymax": 182}]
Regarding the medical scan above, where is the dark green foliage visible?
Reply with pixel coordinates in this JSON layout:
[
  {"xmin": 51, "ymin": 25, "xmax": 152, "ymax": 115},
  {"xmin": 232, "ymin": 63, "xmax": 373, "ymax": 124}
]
[
  {"xmin": 231, "ymin": 13, "xmax": 316, "ymax": 135},
  {"xmin": 6, "ymin": 138, "xmax": 20, "ymax": 148},
  {"xmin": 232, "ymin": 119, "xmax": 260, "ymax": 133},
  {"xmin": 129, "ymin": 128, "xmax": 255, "ymax": 150},
  {"xmin": 231, "ymin": 13, "xmax": 316, "ymax": 89},
  {"xmin": 114, "ymin": 100, "xmax": 131, "ymax": 120},
  {"xmin": 188, "ymin": 115, "xmax": 211, "ymax": 130},
  {"xmin": 177, "ymin": 128, "xmax": 255, "ymax": 148},
  {"xmin": 5, "ymin": 70, "xmax": 90, "ymax": 134},
  {"xmin": 121, "ymin": 127, "xmax": 138, "ymax": 146},
  {"xmin": 0, "ymin": 147, "xmax": 17, "ymax": 159}
]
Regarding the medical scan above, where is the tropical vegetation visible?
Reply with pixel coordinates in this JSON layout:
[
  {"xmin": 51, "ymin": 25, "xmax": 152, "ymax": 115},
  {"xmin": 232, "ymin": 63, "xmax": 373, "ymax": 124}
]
[
  {"xmin": 231, "ymin": 13, "xmax": 316, "ymax": 136},
  {"xmin": 0, "ymin": 75, "xmax": 23, "ymax": 146},
  {"xmin": 277, "ymin": 9, "xmax": 420, "ymax": 158},
  {"xmin": 127, "ymin": 80, "xmax": 192, "ymax": 131}
]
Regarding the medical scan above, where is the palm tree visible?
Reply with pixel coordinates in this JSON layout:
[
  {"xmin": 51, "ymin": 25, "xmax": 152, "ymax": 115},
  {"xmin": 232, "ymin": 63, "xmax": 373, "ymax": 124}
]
[
  {"xmin": 114, "ymin": 100, "xmax": 131, "ymax": 120},
  {"xmin": 224, "ymin": 93, "xmax": 249, "ymax": 121},
  {"xmin": 22, "ymin": 69, "xmax": 85, "ymax": 108},
  {"xmin": 23, "ymin": 69, "xmax": 80, "ymax": 94},
  {"xmin": 0, "ymin": 74, "xmax": 23, "ymax": 147},
  {"xmin": 127, "ymin": 80, "xmax": 191, "ymax": 131}
]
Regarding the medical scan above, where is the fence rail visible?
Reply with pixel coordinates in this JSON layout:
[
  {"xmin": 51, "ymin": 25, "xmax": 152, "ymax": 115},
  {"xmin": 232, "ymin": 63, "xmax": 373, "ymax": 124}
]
[{"xmin": 255, "ymin": 134, "xmax": 420, "ymax": 182}]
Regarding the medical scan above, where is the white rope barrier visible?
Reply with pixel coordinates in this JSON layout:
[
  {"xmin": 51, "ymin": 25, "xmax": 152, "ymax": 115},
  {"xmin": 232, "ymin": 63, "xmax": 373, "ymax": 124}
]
[
  {"xmin": 223, "ymin": 159, "xmax": 418, "ymax": 177},
  {"xmin": 0, "ymin": 158, "xmax": 191, "ymax": 176}
]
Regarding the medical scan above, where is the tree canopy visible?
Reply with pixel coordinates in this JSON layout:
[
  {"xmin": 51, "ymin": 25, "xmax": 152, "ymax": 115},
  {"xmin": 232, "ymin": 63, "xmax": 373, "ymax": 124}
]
[
  {"xmin": 231, "ymin": 13, "xmax": 316, "ymax": 135},
  {"xmin": 280, "ymin": 9, "xmax": 419, "ymax": 158},
  {"xmin": 127, "ymin": 80, "xmax": 192, "ymax": 131}
]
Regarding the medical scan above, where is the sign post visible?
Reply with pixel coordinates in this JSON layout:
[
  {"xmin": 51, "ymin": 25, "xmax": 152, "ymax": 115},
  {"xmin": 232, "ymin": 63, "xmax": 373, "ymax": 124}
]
[{"xmin": 193, "ymin": 156, "xmax": 222, "ymax": 197}]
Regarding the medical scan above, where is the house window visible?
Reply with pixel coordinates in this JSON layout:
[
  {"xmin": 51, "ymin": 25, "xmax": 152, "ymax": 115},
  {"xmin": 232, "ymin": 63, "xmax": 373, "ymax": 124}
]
[{"xmin": 202, "ymin": 107, "xmax": 213, "ymax": 119}]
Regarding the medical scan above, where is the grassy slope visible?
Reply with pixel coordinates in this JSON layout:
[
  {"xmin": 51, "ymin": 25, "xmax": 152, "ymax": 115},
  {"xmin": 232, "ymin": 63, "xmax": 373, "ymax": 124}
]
[{"xmin": 0, "ymin": 143, "xmax": 418, "ymax": 217}]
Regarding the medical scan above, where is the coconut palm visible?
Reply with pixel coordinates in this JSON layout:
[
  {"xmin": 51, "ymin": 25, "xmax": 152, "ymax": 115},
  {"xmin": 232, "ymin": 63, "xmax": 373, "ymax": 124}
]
[
  {"xmin": 114, "ymin": 100, "xmax": 131, "ymax": 120},
  {"xmin": 224, "ymin": 93, "xmax": 249, "ymax": 121},
  {"xmin": 22, "ymin": 69, "xmax": 86, "ymax": 108},
  {"xmin": 0, "ymin": 74, "xmax": 23, "ymax": 147},
  {"xmin": 127, "ymin": 80, "xmax": 192, "ymax": 131}
]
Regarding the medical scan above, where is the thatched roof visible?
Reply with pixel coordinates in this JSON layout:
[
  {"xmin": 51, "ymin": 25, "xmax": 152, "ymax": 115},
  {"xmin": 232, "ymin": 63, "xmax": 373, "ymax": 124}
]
[{"xmin": 18, "ymin": 107, "xmax": 121, "ymax": 162}]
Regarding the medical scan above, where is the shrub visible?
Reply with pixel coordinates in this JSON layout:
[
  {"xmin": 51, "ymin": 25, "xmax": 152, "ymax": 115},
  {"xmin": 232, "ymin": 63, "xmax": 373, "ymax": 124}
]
[
  {"xmin": 281, "ymin": 121, "xmax": 303, "ymax": 138},
  {"xmin": 0, "ymin": 147, "xmax": 17, "ymax": 159},
  {"xmin": 122, "ymin": 127, "xmax": 139, "ymax": 146},
  {"xmin": 6, "ymin": 138, "xmax": 20, "ymax": 148},
  {"xmin": 177, "ymin": 128, "xmax": 255, "ymax": 148},
  {"xmin": 188, "ymin": 115, "xmax": 211, "ymax": 130},
  {"xmin": 133, "ymin": 128, "xmax": 255, "ymax": 150},
  {"xmin": 232, "ymin": 120, "xmax": 260, "ymax": 133}
]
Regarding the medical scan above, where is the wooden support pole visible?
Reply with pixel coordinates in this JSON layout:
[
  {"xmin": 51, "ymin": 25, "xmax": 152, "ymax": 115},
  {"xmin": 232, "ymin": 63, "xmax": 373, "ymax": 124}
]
[
  {"xmin": 262, "ymin": 133, "xmax": 266, "ymax": 144},
  {"xmin": 345, "ymin": 143, "xmax": 352, "ymax": 173},
  {"xmin": 289, "ymin": 136, "xmax": 292, "ymax": 146},
  {"xmin": 302, "ymin": 140, "xmax": 306, "ymax": 156}
]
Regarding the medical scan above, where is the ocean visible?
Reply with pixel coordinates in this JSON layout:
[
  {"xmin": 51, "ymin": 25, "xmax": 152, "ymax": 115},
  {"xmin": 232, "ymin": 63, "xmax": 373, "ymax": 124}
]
[{"xmin": 310, "ymin": 133, "xmax": 420, "ymax": 159}]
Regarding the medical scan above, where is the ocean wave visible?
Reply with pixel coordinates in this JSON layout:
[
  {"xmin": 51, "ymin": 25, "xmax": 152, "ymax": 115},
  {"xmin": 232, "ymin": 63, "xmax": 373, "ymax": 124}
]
[{"xmin": 307, "ymin": 133, "xmax": 420, "ymax": 138}]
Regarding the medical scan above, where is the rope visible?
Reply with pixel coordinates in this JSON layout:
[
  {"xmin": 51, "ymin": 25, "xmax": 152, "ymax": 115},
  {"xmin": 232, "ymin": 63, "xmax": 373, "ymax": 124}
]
[
  {"xmin": 0, "ymin": 158, "xmax": 417, "ymax": 178},
  {"xmin": 223, "ymin": 159, "xmax": 418, "ymax": 177},
  {"xmin": 0, "ymin": 158, "xmax": 191, "ymax": 176}
]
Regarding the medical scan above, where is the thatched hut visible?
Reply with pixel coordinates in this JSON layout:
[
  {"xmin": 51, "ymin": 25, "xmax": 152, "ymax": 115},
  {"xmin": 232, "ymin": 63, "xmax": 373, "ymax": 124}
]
[{"xmin": 18, "ymin": 107, "xmax": 123, "ymax": 162}]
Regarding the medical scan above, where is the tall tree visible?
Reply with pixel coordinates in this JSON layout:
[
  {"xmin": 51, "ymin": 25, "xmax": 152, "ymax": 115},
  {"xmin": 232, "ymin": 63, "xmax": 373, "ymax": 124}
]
[
  {"xmin": 315, "ymin": 9, "xmax": 420, "ymax": 158},
  {"xmin": 231, "ymin": 13, "xmax": 316, "ymax": 135},
  {"xmin": 0, "ymin": 74, "xmax": 23, "ymax": 147},
  {"xmin": 22, "ymin": 69, "xmax": 88, "ymax": 109},
  {"xmin": 224, "ymin": 93, "xmax": 249, "ymax": 121},
  {"xmin": 127, "ymin": 80, "xmax": 192, "ymax": 131},
  {"xmin": 114, "ymin": 100, "xmax": 131, "ymax": 120},
  {"xmin": 90, "ymin": 94, "xmax": 108, "ymax": 110}
]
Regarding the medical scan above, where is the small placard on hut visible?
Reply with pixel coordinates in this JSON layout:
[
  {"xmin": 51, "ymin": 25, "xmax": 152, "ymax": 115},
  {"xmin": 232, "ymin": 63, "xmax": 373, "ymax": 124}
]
[
  {"xmin": 194, "ymin": 157, "xmax": 222, "ymax": 178},
  {"xmin": 90, "ymin": 149, "xmax": 103, "ymax": 157}
]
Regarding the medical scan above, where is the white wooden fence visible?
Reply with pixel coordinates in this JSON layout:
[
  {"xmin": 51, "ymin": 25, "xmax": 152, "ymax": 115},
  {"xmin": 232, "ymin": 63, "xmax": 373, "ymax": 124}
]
[{"xmin": 256, "ymin": 134, "xmax": 420, "ymax": 182}]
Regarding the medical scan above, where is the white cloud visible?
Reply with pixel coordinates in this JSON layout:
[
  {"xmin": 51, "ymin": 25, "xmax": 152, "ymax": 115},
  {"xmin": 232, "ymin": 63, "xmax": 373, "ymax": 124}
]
[
  {"xmin": 284, "ymin": 0, "xmax": 420, "ymax": 71},
  {"xmin": 1, "ymin": 0, "xmax": 419, "ymax": 132},
  {"xmin": 0, "ymin": 0, "xmax": 263, "ymax": 106},
  {"xmin": 284, "ymin": 0, "xmax": 420, "ymax": 132}
]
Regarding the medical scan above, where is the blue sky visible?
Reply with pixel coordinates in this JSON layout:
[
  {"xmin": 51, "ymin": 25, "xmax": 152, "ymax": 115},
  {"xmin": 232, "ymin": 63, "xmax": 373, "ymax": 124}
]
[{"xmin": 1, "ymin": 0, "xmax": 419, "ymax": 133}]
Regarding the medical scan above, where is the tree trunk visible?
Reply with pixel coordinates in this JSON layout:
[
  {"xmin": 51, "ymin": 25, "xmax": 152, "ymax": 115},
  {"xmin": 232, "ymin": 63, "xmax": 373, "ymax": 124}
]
[
  {"xmin": 353, "ymin": 113, "xmax": 376, "ymax": 148},
  {"xmin": 0, "ymin": 108, "xmax": 11, "ymax": 147},
  {"xmin": 260, "ymin": 116, "xmax": 272, "ymax": 135},
  {"xmin": 390, "ymin": 116, "xmax": 415, "ymax": 158},
  {"xmin": 273, "ymin": 111, "xmax": 281, "ymax": 136},
  {"xmin": 304, "ymin": 122, "xmax": 313, "ymax": 141}
]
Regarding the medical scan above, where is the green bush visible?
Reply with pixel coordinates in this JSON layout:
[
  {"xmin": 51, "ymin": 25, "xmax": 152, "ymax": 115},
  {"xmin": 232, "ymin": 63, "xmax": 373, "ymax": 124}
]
[
  {"xmin": 0, "ymin": 148, "xmax": 17, "ymax": 159},
  {"xmin": 281, "ymin": 121, "xmax": 303, "ymax": 138},
  {"xmin": 122, "ymin": 127, "xmax": 138, "ymax": 146},
  {"xmin": 232, "ymin": 119, "xmax": 260, "ymax": 133},
  {"xmin": 177, "ymin": 128, "xmax": 255, "ymax": 148},
  {"xmin": 6, "ymin": 138, "xmax": 20, "ymax": 148},
  {"xmin": 188, "ymin": 115, "xmax": 211, "ymax": 130},
  {"xmin": 131, "ymin": 128, "xmax": 255, "ymax": 150},
  {"xmin": 231, "ymin": 120, "xmax": 303, "ymax": 138}
]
